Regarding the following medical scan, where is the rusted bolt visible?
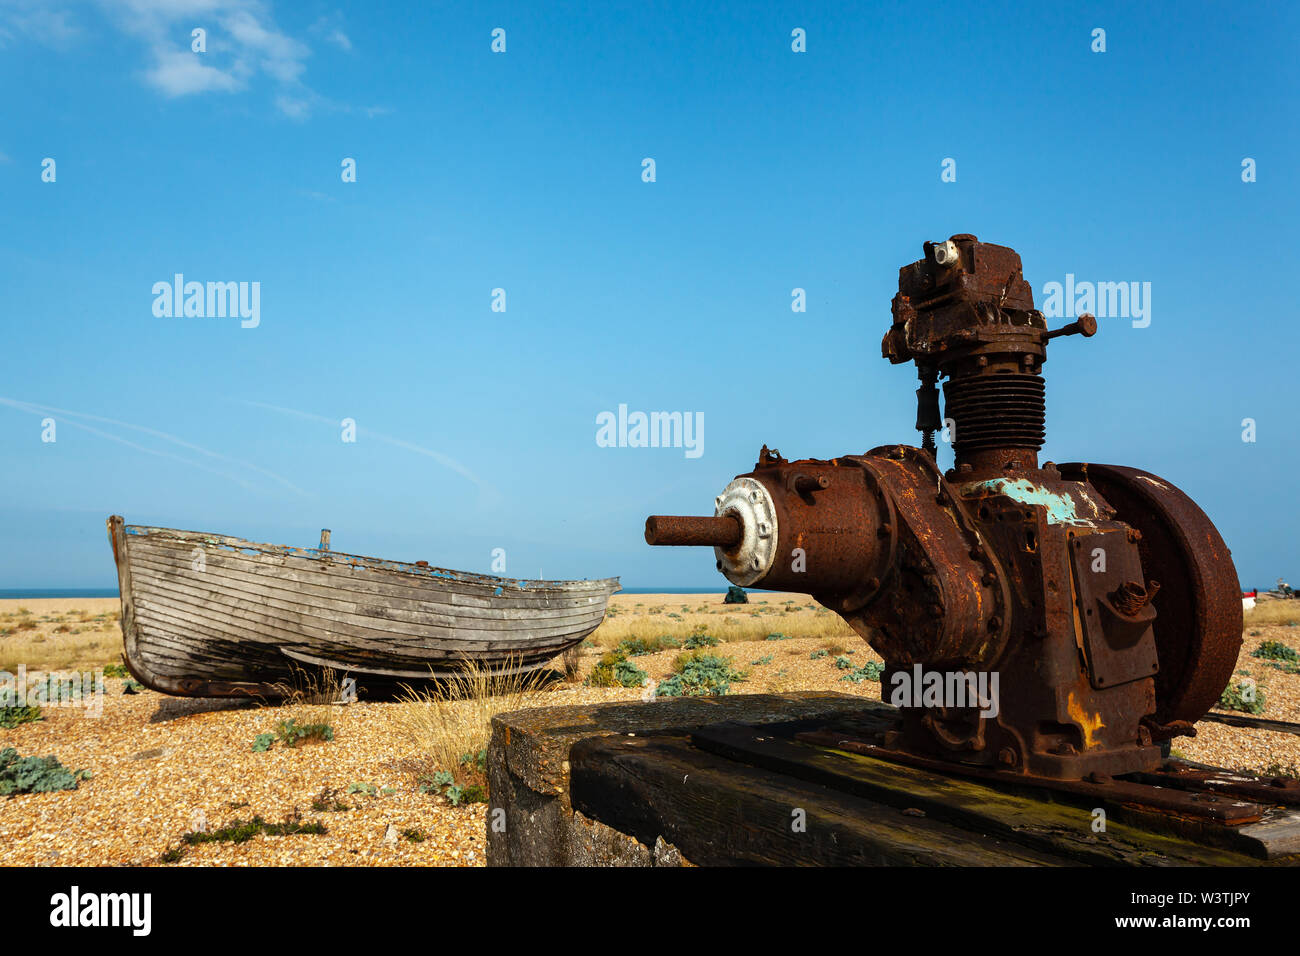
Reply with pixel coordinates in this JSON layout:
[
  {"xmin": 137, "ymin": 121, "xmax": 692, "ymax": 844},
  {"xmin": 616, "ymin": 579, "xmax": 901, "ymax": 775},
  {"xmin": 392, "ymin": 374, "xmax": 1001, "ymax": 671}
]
[{"xmin": 998, "ymin": 748, "xmax": 1017, "ymax": 766}]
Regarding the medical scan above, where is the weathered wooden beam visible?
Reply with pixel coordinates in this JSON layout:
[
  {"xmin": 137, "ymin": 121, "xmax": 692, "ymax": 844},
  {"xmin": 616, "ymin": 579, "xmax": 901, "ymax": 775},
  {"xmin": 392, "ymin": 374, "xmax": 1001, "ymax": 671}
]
[
  {"xmin": 687, "ymin": 722, "xmax": 1282, "ymax": 865},
  {"xmin": 486, "ymin": 693, "xmax": 881, "ymax": 866},
  {"xmin": 1238, "ymin": 812, "xmax": 1300, "ymax": 860},
  {"xmin": 569, "ymin": 734, "xmax": 1065, "ymax": 866},
  {"xmin": 1200, "ymin": 711, "xmax": 1300, "ymax": 736},
  {"xmin": 488, "ymin": 693, "xmax": 1300, "ymax": 866}
]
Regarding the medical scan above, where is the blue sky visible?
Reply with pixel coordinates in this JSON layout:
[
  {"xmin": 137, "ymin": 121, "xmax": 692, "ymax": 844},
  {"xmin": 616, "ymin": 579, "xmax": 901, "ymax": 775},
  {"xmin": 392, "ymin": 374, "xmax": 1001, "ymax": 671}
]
[{"xmin": 1, "ymin": 0, "xmax": 1296, "ymax": 590}]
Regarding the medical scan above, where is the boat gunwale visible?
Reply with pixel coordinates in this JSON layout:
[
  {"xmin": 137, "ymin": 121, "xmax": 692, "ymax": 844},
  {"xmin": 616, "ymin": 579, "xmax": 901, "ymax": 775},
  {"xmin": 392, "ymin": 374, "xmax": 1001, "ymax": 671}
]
[{"xmin": 115, "ymin": 518, "xmax": 621, "ymax": 595}]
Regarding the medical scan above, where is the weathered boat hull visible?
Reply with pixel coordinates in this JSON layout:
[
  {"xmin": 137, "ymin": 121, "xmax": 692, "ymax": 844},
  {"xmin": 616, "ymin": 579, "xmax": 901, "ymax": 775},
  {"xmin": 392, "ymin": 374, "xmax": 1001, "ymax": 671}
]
[{"xmin": 107, "ymin": 516, "xmax": 619, "ymax": 697}]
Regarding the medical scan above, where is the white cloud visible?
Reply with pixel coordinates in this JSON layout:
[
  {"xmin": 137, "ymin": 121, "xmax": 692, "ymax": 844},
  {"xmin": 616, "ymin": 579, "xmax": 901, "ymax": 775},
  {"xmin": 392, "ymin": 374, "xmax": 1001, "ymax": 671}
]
[
  {"xmin": 0, "ymin": 3, "xmax": 82, "ymax": 49},
  {"xmin": 274, "ymin": 93, "xmax": 309, "ymax": 120},
  {"xmin": 146, "ymin": 47, "xmax": 242, "ymax": 95},
  {"xmin": 308, "ymin": 12, "xmax": 349, "ymax": 52},
  {"xmin": 220, "ymin": 6, "xmax": 307, "ymax": 84},
  {"xmin": 2, "ymin": 1, "xmax": 354, "ymax": 118},
  {"xmin": 97, "ymin": 1, "xmax": 316, "ymax": 115},
  {"xmin": 106, "ymin": 1, "xmax": 313, "ymax": 113}
]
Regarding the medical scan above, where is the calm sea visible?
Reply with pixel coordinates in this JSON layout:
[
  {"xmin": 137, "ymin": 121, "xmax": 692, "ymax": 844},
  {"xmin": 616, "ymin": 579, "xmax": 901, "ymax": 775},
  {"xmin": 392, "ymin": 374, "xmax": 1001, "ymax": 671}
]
[
  {"xmin": 0, "ymin": 589, "xmax": 120, "ymax": 599},
  {"xmin": 0, "ymin": 586, "xmax": 735, "ymax": 599},
  {"xmin": 619, "ymin": 587, "xmax": 729, "ymax": 594}
]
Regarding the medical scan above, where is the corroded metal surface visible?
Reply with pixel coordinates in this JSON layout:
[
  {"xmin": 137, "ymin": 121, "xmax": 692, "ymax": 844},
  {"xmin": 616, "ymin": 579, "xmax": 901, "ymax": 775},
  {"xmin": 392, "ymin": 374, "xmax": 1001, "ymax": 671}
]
[
  {"xmin": 646, "ymin": 235, "xmax": 1242, "ymax": 783},
  {"xmin": 1057, "ymin": 463, "xmax": 1244, "ymax": 729},
  {"xmin": 644, "ymin": 514, "xmax": 741, "ymax": 549}
]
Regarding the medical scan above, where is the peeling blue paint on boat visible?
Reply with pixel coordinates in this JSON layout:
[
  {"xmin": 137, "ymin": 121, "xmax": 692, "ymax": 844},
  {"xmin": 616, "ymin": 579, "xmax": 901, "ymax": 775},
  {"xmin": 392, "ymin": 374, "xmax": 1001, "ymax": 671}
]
[{"xmin": 960, "ymin": 478, "xmax": 1099, "ymax": 527}]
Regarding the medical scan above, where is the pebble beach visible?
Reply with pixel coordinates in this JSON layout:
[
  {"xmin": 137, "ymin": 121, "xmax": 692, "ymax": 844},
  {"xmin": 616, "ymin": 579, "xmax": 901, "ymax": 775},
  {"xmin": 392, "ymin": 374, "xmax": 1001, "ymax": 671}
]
[{"xmin": 2, "ymin": 593, "xmax": 1298, "ymax": 866}]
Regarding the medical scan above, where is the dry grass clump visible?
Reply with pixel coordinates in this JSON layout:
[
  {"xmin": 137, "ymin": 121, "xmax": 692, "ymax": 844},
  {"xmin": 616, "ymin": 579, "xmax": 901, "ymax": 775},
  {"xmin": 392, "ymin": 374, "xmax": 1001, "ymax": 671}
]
[
  {"xmin": 590, "ymin": 596, "xmax": 856, "ymax": 651},
  {"xmin": 0, "ymin": 600, "xmax": 122, "ymax": 672},
  {"xmin": 1, "ymin": 635, "xmax": 118, "ymax": 672},
  {"xmin": 270, "ymin": 665, "xmax": 354, "ymax": 729},
  {"xmin": 394, "ymin": 657, "xmax": 550, "ymax": 788},
  {"xmin": 1244, "ymin": 601, "xmax": 1300, "ymax": 628},
  {"xmin": 560, "ymin": 645, "xmax": 583, "ymax": 681}
]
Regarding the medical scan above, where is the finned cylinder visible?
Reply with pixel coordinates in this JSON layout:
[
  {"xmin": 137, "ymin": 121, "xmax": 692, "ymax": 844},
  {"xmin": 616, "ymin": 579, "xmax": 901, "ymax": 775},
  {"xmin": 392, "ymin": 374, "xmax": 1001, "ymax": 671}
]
[{"xmin": 943, "ymin": 372, "xmax": 1045, "ymax": 461}]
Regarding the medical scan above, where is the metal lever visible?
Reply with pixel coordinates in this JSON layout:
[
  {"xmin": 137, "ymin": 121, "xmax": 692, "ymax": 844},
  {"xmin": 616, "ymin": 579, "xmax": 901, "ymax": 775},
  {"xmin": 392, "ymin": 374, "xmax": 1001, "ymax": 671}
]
[{"xmin": 1045, "ymin": 312, "xmax": 1098, "ymax": 340}]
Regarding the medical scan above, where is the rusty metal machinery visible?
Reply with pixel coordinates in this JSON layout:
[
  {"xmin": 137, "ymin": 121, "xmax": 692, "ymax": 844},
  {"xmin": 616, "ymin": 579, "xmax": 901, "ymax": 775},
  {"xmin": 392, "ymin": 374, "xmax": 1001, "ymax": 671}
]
[{"xmin": 646, "ymin": 235, "xmax": 1243, "ymax": 781}]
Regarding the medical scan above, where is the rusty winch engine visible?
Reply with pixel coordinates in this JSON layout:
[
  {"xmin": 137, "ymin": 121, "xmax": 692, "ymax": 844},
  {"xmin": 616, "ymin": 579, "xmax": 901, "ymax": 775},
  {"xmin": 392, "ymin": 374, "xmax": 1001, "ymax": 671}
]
[{"xmin": 646, "ymin": 235, "xmax": 1243, "ymax": 781}]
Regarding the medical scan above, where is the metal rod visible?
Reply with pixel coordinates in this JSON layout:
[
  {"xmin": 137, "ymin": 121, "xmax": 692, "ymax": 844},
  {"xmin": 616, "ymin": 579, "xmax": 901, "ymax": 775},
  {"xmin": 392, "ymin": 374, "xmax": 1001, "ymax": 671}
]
[{"xmin": 645, "ymin": 514, "xmax": 742, "ymax": 548}]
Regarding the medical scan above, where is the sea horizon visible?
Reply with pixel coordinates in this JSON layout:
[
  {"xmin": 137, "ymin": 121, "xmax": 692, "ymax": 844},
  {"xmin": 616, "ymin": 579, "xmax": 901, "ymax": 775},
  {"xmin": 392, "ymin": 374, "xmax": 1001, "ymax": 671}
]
[{"xmin": 0, "ymin": 585, "xmax": 749, "ymax": 600}]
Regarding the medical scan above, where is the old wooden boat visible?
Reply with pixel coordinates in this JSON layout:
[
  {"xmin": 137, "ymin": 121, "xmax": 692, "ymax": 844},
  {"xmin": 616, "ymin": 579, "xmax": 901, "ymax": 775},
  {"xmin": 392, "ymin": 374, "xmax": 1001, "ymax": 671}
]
[{"xmin": 106, "ymin": 516, "xmax": 619, "ymax": 697}]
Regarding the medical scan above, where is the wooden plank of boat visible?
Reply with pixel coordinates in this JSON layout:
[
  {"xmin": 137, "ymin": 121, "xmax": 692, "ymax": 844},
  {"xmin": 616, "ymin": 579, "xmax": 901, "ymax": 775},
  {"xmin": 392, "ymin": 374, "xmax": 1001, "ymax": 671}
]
[
  {"xmin": 128, "ymin": 535, "xmax": 611, "ymax": 612},
  {"xmin": 128, "ymin": 564, "xmax": 607, "ymax": 642},
  {"xmin": 278, "ymin": 646, "xmax": 561, "ymax": 680},
  {"xmin": 107, "ymin": 515, "xmax": 620, "ymax": 697}
]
